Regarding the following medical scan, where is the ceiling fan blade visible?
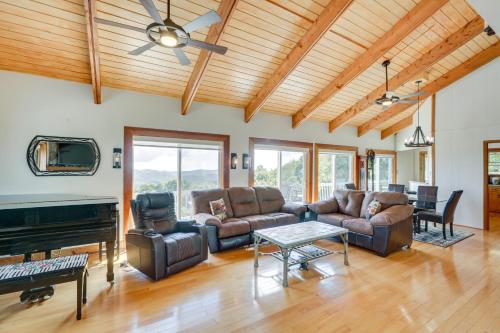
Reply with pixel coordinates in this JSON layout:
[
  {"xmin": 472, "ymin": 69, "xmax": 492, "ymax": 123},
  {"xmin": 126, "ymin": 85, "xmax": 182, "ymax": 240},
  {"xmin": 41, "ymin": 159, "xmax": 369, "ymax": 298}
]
[
  {"xmin": 139, "ymin": 0, "xmax": 164, "ymax": 24},
  {"xmin": 129, "ymin": 42, "xmax": 156, "ymax": 56},
  {"xmin": 173, "ymin": 48, "xmax": 191, "ymax": 65},
  {"xmin": 187, "ymin": 39, "xmax": 227, "ymax": 55},
  {"xmin": 396, "ymin": 100, "xmax": 417, "ymax": 105},
  {"xmin": 399, "ymin": 91, "xmax": 425, "ymax": 99},
  {"xmin": 183, "ymin": 11, "xmax": 221, "ymax": 33},
  {"xmin": 95, "ymin": 18, "xmax": 146, "ymax": 34}
]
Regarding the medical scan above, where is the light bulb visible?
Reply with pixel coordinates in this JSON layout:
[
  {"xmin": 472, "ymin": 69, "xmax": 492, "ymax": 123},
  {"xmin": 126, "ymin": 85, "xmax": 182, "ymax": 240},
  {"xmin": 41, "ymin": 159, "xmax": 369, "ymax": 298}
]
[
  {"xmin": 382, "ymin": 100, "xmax": 392, "ymax": 106},
  {"xmin": 160, "ymin": 30, "xmax": 178, "ymax": 47}
]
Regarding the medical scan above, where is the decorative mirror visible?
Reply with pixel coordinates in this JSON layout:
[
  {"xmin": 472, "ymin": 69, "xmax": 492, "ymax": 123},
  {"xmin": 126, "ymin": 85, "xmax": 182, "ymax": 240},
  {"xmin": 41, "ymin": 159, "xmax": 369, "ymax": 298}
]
[{"xmin": 27, "ymin": 136, "xmax": 100, "ymax": 176}]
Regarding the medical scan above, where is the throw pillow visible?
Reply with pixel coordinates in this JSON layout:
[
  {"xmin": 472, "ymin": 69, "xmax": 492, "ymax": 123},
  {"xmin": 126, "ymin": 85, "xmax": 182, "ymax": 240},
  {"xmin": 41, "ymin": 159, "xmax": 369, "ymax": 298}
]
[
  {"xmin": 366, "ymin": 200, "xmax": 382, "ymax": 221},
  {"xmin": 209, "ymin": 198, "xmax": 227, "ymax": 220}
]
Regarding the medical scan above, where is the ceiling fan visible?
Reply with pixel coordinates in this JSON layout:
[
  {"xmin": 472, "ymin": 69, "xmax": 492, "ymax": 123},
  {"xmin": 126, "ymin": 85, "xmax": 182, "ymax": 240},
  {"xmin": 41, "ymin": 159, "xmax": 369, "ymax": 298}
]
[
  {"xmin": 375, "ymin": 60, "xmax": 424, "ymax": 109},
  {"xmin": 94, "ymin": 0, "xmax": 228, "ymax": 66}
]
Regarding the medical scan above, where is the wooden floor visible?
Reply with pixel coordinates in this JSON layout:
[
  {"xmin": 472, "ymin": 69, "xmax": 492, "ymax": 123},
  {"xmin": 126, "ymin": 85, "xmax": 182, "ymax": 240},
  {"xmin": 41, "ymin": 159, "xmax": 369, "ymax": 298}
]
[{"xmin": 1, "ymin": 215, "xmax": 500, "ymax": 333}]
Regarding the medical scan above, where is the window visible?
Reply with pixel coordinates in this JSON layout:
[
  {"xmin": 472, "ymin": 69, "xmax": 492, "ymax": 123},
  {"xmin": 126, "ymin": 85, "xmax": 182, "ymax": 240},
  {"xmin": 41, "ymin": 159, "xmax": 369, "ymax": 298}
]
[
  {"xmin": 131, "ymin": 135, "xmax": 226, "ymax": 220},
  {"xmin": 489, "ymin": 152, "xmax": 500, "ymax": 174},
  {"xmin": 317, "ymin": 146, "xmax": 356, "ymax": 201},
  {"xmin": 367, "ymin": 151, "xmax": 396, "ymax": 192},
  {"xmin": 250, "ymin": 138, "xmax": 312, "ymax": 203}
]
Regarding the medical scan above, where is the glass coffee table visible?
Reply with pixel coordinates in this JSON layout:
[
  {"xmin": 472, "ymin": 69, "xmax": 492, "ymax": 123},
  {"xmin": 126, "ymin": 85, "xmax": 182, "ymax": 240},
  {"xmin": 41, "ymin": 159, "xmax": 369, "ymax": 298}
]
[{"xmin": 253, "ymin": 221, "xmax": 349, "ymax": 287}]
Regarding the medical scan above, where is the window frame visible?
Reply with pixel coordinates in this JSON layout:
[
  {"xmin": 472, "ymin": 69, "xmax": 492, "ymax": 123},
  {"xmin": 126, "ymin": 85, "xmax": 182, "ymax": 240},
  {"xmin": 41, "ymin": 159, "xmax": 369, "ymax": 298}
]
[
  {"xmin": 249, "ymin": 138, "xmax": 313, "ymax": 203},
  {"xmin": 124, "ymin": 127, "xmax": 230, "ymax": 231},
  {"xmin": 365, "ymin": 149, "xmax": 397, "ymax": 192},
  {"xmin": 314, "ymin": 144, "xmax": 358, "ymax": 201}
]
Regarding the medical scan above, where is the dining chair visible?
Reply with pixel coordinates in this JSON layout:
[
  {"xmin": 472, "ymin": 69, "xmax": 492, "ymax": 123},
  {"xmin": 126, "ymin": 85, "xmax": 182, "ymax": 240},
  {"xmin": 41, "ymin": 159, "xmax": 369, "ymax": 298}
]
[
  {"xmin": 345, "ymin": 183, "xmax": 356, "ymax": 190},
  {"xmin": 416, "ymin": 190, "xmax": 463, "ymax": 239},
  {"xmin": 388, "ymin": 184, "xmax": 406, "ymax": 193},
  {"xmin": 416, "ymin": 185, "xmax": 438, "ymax": 210}
]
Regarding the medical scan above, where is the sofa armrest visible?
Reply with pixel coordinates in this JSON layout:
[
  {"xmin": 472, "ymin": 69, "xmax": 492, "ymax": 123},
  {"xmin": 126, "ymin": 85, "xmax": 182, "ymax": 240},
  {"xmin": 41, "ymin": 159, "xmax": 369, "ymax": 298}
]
[
  {"xmin": 308, "ymin": 198, "xmax": 338, "ymax": 214},
  {"xmin": 193, "ymin": 213, "xmax": 222, "ymax": 227},
  {"xmin": 281, "ymin": 202, "xmax": 307, "ymax": 216},
  {"xmin": 370, "ymin": 205, "xmax": 414, "ymax": 226},
  {"xmin": 126, "ymin": 229, "xmax": 166, "ymax": 280}
]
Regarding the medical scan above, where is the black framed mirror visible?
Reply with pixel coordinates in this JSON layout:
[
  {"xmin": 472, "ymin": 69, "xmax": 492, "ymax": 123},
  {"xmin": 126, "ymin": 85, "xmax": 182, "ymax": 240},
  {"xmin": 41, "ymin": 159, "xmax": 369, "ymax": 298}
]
[{"xmin": 27, "ymin": 136, "xmax": 100, "ymax": 176}]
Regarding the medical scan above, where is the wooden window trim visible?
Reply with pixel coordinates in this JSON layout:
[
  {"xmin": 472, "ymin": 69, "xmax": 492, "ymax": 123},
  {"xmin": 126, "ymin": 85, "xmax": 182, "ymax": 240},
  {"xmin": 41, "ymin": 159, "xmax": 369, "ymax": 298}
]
[
  {"xmin": 314, "ymin": 143, "xmax": 358, "ymax": 200},
  {"xmin": 366, "ymin": 149, "xmax": 397, "ymax": 189},
  {"xmin": 484, "ymin": 140, "xmax": 500, "ymax": 230},
  {"xmin": 124, "ymin": 127, "xmax": 230, "ymax": 232},
  {"xmin": 249, "ymin": 137, "xmax": 313, "ymax": 202}
]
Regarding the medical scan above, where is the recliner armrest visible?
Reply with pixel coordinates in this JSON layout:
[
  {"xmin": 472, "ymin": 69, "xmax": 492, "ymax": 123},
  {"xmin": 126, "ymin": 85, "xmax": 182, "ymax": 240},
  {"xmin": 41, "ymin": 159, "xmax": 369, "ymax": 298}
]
[
  {"xmin": 126, "ymin": 228, "xmax": 166, "ymax": 280},
  {"xmin": 370, "ymin": 205, "xmax": 414, "ymax": 226},
  {"xmin": 128, "ymin": 228, "xmax": 157, "ymax": 236},
  {"xmin": 281, "ymin": 202, "xmax": 307, "ymax": 216},
  {"xmin": 193, "ymin": 213, "xmax": 222, "ymax": 227}
]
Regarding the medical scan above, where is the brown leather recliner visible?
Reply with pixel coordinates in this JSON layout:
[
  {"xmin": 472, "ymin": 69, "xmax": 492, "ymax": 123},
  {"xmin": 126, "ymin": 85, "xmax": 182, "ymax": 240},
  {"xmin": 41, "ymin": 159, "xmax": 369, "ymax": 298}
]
[
  {"xmin": 126, "ymin": 192, "xmax": 208, "ymax": 280},
  {"xmin": 308, "ymin": 190, "xmax": 414, "ymax": 256}
]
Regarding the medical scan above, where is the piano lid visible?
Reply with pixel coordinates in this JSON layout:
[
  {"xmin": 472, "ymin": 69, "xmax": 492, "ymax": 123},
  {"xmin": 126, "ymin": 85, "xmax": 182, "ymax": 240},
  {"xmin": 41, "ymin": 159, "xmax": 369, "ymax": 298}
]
[{"xmin": 0, "ymin": 194, "xmax": 119, "ymax": 210}]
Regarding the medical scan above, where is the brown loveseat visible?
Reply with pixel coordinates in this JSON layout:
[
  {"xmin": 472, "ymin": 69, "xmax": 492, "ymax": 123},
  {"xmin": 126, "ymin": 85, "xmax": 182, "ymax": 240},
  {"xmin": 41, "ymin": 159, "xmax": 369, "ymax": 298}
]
[
  {"xmin": 191, "ymin": 187, "xmax": 307, "ymax": 253},
  {"xmin": 308, "ymin": 190, "xmax": 414, "ymax": 256}
]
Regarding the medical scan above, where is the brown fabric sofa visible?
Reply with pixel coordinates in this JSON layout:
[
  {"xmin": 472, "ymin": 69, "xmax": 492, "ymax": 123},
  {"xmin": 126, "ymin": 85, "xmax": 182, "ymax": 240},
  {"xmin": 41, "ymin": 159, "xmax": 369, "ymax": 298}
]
[
  {"xmin": 308, "ymin": 190, "xmax": 414, "ymax": 256},
  {"xmin": 191, "ymin": 187, "xmax": 307, "ymax": 253}
]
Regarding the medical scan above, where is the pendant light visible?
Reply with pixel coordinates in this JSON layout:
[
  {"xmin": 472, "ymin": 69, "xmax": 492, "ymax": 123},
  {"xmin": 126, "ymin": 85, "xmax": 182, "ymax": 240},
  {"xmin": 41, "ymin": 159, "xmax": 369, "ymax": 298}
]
[{"xmin": 404, "ymin": 80, "xmax": 434, "ymax": 147}]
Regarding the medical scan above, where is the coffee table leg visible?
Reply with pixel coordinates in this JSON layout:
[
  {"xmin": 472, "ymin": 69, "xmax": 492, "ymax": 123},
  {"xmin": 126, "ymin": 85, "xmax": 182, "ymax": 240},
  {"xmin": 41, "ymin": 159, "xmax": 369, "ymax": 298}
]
[
  {"xmin": 280, "ymin": 247, "xmax": 290, "ymax": 287},
  {"xmin": 341, "ymin": 233, "xmax": 349, "ymax": 266},
  {"xmin": 254, "ymin": 235, "xmax": 260, "ymax": 268}
]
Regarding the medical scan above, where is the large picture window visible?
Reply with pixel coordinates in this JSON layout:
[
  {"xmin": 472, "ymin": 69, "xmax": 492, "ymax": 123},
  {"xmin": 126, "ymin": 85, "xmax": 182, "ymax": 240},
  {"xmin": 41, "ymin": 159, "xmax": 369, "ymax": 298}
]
[
  {"xmin": 124, "ymin": 127, "xmax": 229, "ymax": 230},
  {"xmin": 316, "ymin": 144, "xmax": 357, "ymax": 201},
  {"xmin": 133, "ymin": 139, "xmax": 222, "ymax": 218},
  {"xmin": 250, "ymin": 138, "xmax": 313, "ymax": 203}
]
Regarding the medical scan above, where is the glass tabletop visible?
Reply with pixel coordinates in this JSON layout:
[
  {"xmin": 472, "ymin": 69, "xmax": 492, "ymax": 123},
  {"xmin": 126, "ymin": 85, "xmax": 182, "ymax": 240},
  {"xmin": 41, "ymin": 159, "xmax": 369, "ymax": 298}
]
[{"xmin": 407, "ymin": 194, "xmax": 447, "ymax": 203}]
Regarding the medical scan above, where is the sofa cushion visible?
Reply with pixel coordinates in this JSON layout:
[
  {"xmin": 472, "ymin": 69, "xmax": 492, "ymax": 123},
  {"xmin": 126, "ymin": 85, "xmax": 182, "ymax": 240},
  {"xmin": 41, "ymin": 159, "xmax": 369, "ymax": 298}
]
[
  {"xmin": 254, "ymin": 186, "xmax": 285, "ymax": 214},
  {"xmin": 361, "ymin": 191, "xmax": 408, "ymax": 218},
  {"xmin": 163, "ymin": 232, "xmax": 201, "ymax": 266},
  {"xmin": 317, "ymin": 213, "xmax": 355, "ymax": 227},
  {"xmin": 242, "ymin": 215, "xmax": 278, "ymax": 231},
  {"xmin": 342, "ymin": 218, "xmax": 374, "ymax": 236},
  {"xmin": 267, "ymin": 212, "xmax": 299, "ymax": 226},
  {"xmin": 334, "ymin": 190, "xmax": 365, "ymax": 217},
  {"xmin": 191, "ymin": 189, "xmax": 234, "ymax": 218},
  {"xmin": 308, "ymin": 198, "xmax": 338, "ymax": 214},
  {"xmin": 365, "ymin": 200, "xmax": 382, "ymax": 221},
  {"xmin": 218, "ymin": 218, "xmax": 250, "ymax": 238},
  {"xmin": 209, "ymin": 198, "xmax": 227, "ymax": 220},
  {"xmin": 228, "ymin": 187, "xmax": 260, "ymax": 217}
]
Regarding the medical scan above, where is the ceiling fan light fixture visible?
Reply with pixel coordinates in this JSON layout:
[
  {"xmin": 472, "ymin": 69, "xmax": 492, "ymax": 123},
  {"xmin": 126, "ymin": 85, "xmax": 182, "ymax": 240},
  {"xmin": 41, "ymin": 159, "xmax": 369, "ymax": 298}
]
[
  {"xmin": 382, "ymin": 99, "xmax": 393, "ymax": 106},
  {"xmin": 160, "ymin": 30, "xmax": 178, "ymax": 47}
]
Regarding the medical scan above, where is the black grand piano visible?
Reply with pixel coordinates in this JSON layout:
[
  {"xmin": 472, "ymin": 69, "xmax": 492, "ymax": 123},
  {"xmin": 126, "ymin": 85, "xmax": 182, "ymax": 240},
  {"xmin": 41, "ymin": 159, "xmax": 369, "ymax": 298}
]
[{"xmin": 0, "ymin": 194, "xmax": 118, "ymax": 286}]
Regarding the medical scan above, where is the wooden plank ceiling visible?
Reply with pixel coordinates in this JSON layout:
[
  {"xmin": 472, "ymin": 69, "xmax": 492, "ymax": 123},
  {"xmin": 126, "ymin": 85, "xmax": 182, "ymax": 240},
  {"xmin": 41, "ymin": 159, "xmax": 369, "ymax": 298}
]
[{"xmin": 0, "ymin": 0, "xmax": 498, "ymax": 137}]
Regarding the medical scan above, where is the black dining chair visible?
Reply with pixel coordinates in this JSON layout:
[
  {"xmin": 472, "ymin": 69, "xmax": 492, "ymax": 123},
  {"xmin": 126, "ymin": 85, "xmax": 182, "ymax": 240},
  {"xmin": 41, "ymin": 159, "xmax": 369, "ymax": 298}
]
[
  {"xmin": 388, "ymin": 184, "xmax": 406, "ymax": 193},
  {"xmin": 416, "ymin": 190, "xmax": 463, "ymax": 239},
  {"xmin": 416, "ymin": 185, "xmax": 438, "ymax": 210},
  {"xmin": 345, "ymin": 183, "xmax": 356, "ymax": 190}
]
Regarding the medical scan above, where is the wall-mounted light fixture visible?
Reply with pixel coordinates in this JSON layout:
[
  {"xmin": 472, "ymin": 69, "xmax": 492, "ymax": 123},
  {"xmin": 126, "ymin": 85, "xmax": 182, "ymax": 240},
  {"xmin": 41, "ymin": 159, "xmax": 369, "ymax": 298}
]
[
  {"xmin": 231, "ymin": 153, "xmax": 238, "ymax": 169},
  {"xmin": 242, "ymin": 153, "xmax": 250, "ymax": 170},
  {"xmin": 113, "ymin": 148, "xmax": 122, "ymax": 169}
]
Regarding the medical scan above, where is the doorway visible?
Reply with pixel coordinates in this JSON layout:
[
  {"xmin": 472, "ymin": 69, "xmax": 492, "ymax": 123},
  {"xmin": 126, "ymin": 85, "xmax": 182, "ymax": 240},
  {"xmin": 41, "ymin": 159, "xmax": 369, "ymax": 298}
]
[{"xmin": 483, "ymin": 140, "xmax": 500, "ymax": 230}]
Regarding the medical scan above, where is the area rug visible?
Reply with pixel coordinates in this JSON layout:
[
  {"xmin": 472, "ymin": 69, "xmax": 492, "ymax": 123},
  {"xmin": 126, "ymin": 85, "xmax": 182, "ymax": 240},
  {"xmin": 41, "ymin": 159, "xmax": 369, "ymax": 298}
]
[{"xmin": 413, "ymin": 225, "xmax": 474, "ymax": 247}]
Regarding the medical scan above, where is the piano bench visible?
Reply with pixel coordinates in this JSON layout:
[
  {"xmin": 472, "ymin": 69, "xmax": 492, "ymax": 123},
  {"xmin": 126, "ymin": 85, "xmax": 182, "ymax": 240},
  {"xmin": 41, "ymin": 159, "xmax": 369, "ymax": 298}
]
[{"xmin": 0, "ymin": 254, "xmax": 88, "ymax": 320}]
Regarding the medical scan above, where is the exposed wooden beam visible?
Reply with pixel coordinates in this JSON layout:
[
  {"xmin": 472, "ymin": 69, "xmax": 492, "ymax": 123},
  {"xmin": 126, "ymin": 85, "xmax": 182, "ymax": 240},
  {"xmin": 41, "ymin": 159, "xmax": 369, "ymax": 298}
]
[
  {"xmin": 181, "ymin": 0, "xmax": 239, "ymax": 115},
  {"xmin": 244, "ymin": 0, "xmax": 353, "ymax": 122},
  {"xmin": 83, "ymin": 0, "xmax": 101, "ymax": 104},
  {"xmin": 291, "ymin": 0, "xmax": 447, "ymax": 129},
  {"xmin": 380, "ymin": 115, "xmax": 413, "ymax": 140},
  {"xmin": 358, "ymin": 41, "xmax": 500, "ymax": 137},
  {"xmin": 329, "ymin": 16, "xmax": 484, "ymax": 133}
]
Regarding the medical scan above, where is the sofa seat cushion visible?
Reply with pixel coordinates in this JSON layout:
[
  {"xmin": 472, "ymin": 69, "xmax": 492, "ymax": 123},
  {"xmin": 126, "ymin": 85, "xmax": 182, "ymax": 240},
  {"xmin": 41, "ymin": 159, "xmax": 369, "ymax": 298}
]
[
  {"xmin": 317, "ymin": 213, "xmax": 354, "ymax": 227},
  {"xmin": 267, "ymin": 212, "xmax": 299, "ymax": 226},
  {"xmin": 163, "ymin": 232, "xmax": 201, "ymax": 266},
  {"xmin": 218, "ymin": 218, "xmax": 250, "ymax": 238},
  {"xmin": 228, "ymin": 187, "xmax": 260, "ymax": 217},
  {"xmin": 342, "ymin": 218, "xmax": 374, "ymax": 236},
  {"xmin": 242, "ymin": 215, "xmax": 278, "ymax": 231}
]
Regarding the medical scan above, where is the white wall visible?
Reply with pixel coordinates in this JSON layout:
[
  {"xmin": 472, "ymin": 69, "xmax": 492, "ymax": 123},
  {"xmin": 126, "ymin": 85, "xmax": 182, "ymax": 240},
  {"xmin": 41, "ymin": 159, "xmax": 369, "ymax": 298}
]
[
  {"xmin": 433, "ymin": 58, "xmax": 500, "ymax": 229},
  {"xmin": 0, "ymin": 71, "xmax": 394, "ymax": 231}
]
